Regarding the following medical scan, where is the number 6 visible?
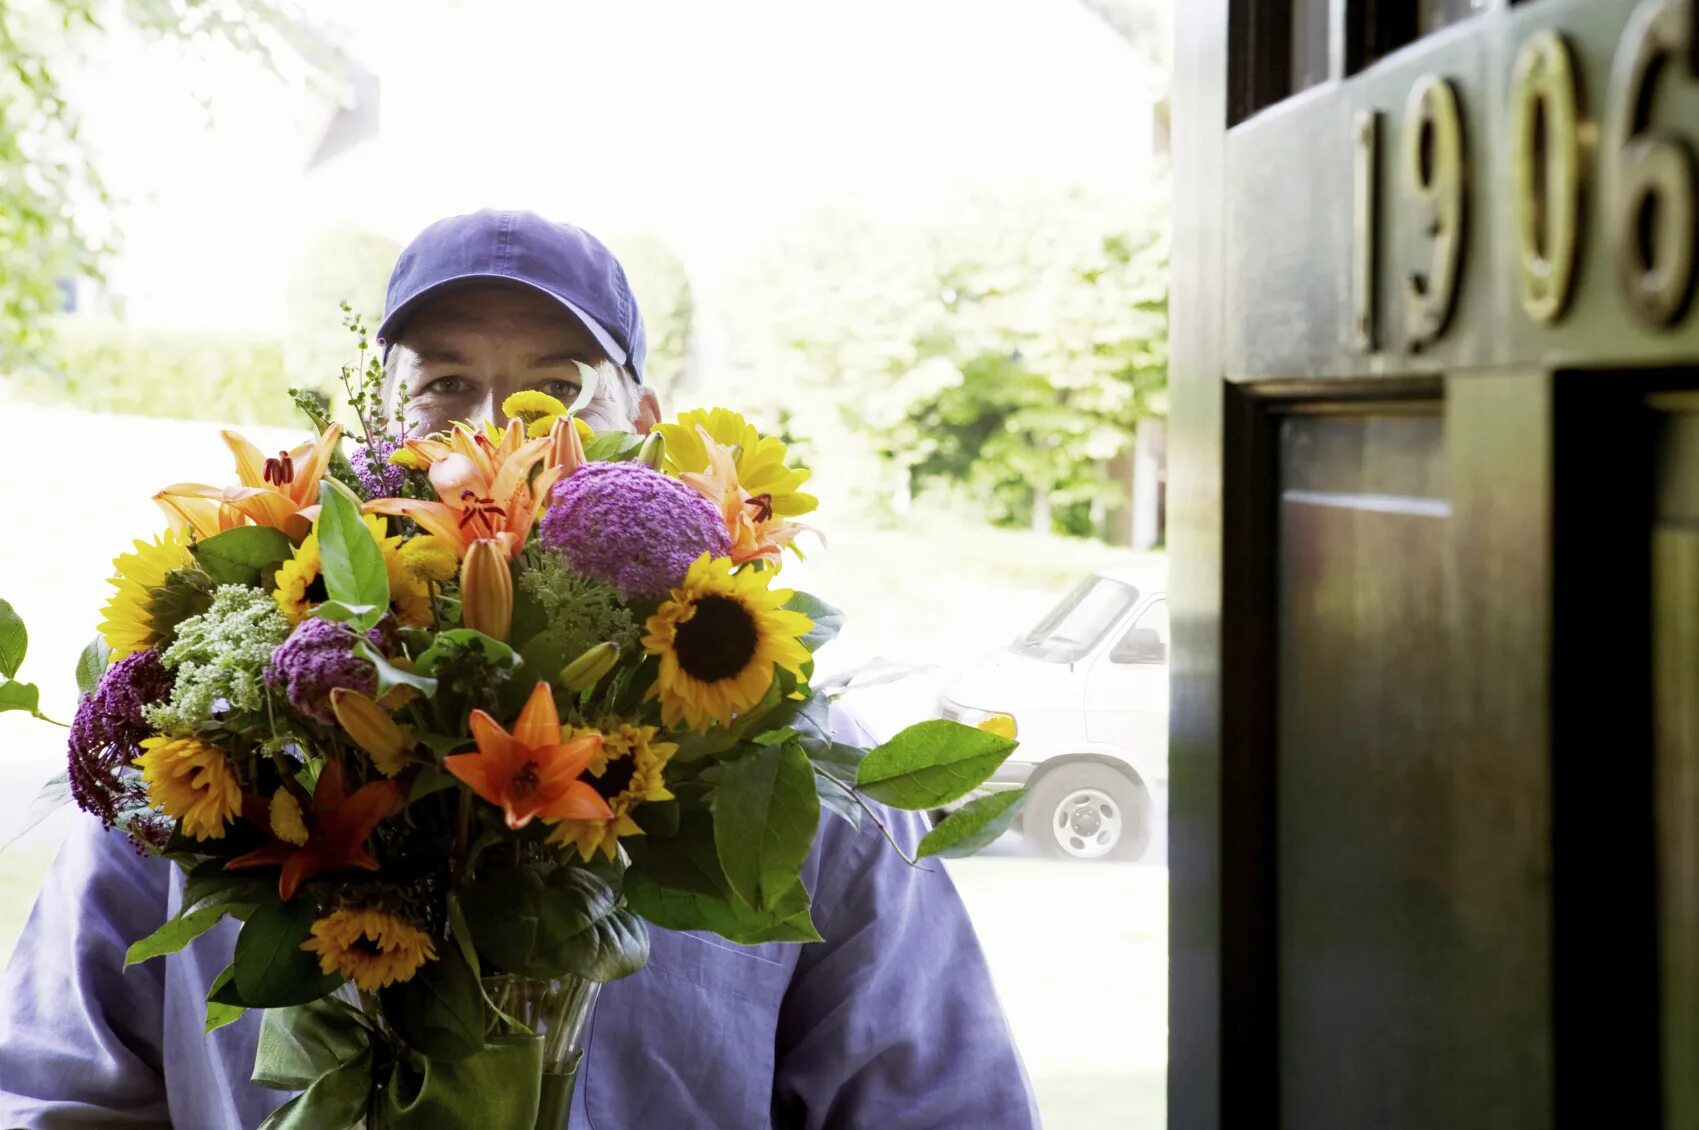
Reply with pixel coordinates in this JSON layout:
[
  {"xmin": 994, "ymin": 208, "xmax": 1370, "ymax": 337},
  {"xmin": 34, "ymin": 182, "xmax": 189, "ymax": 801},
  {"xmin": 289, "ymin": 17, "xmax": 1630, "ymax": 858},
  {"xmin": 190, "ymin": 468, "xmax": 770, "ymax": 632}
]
[{"xmin": 1607, "ymin": 0, "xmax": 1697, "ymax": 326}]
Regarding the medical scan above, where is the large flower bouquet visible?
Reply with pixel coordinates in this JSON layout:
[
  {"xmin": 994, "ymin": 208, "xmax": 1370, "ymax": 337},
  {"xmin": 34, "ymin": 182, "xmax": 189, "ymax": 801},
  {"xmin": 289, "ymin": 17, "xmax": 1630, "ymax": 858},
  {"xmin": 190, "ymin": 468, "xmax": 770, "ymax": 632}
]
[{"xmin": 0, "ymin": 357, "xmax": 1027, "ymax": 1129}]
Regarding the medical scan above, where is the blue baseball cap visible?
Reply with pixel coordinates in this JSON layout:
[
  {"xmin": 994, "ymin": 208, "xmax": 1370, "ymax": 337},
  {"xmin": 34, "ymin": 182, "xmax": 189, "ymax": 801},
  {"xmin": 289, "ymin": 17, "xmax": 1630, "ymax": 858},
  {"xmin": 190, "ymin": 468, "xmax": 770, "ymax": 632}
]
[{"xmin": 377, "ymin": 209, "xmax": 647, "ymax": 382}]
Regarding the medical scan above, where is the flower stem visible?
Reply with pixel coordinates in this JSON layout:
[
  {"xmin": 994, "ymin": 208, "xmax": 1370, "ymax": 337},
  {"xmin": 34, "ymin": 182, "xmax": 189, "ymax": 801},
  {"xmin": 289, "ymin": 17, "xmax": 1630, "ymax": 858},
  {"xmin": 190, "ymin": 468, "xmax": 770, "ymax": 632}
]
[
  {"xmin": 30, "ymin": 711, "xmax": 69, "ymax": 729},
  {"xmin": 819, "ymin": 773, "xmax": 930, "ymax": 871}
]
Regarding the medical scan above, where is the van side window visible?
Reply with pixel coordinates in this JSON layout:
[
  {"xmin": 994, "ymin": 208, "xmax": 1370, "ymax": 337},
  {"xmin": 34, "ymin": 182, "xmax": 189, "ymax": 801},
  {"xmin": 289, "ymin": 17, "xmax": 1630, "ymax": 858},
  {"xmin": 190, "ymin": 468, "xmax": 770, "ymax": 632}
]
[{"xmin": 1111, "ymin": 600, "xmax": 1169, "ymax": 664}]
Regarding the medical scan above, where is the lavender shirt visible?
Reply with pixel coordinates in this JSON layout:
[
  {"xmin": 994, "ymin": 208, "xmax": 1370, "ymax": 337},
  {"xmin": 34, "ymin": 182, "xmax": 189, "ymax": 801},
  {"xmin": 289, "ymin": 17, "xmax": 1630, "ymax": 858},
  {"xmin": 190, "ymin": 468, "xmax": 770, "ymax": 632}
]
[{"xmin": 0, "ymin": 715, "xmax": 1038, "ymax": 1129}]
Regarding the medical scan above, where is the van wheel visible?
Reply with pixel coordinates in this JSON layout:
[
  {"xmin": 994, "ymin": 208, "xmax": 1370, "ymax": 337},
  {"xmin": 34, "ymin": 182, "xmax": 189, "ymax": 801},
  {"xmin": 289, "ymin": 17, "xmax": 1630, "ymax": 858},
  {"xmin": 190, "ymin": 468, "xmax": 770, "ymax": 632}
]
[{"xmin": 1025, "ymin": 763, "xmax": 1149, "ymax": 862}]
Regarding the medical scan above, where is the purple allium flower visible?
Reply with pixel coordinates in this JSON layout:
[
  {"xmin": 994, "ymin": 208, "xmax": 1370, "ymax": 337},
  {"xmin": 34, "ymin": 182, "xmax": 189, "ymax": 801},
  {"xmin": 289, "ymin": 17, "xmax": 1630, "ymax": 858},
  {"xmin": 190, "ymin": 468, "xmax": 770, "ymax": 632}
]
[
  {"xmin": 68, "ymin": 650, "xmax": 174, "ymax": 850},
  {"xmin": 264, "ymin": 618, "xmax": 377, "ymax": 724},
  {"xmin": 539, "ymin": 462, "xmax": 732, "ymax": 599},
  {"xmin": 350, "ymin": 435, "xmax": 408, "ymax": 499}
]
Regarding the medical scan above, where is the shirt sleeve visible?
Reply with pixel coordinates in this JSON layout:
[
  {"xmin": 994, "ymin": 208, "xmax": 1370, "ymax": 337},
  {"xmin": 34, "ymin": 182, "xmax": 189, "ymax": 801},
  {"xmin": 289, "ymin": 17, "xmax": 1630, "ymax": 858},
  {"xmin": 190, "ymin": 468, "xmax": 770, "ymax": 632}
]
[
  {"xmin": 770, "ymin": 706, "xmax": 1040, "ymax": 1130},
  {"xmin": 0, "ymin": 820, "xmax": 173, "ymax": 1128}
]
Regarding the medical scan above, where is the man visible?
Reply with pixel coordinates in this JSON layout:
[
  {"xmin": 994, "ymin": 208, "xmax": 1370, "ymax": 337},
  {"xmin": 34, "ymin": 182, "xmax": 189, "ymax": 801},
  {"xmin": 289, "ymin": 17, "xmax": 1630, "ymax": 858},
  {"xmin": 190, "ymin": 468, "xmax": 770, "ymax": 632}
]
[{"xmin": 0, "ymin": 210, "xmax": 1040, "ymax": 1128}]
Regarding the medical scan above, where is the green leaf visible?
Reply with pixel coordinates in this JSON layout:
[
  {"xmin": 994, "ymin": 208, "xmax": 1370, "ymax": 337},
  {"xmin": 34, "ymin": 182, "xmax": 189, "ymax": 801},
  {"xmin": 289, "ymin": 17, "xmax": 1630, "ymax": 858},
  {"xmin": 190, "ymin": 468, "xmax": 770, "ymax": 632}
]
[
  {"xmin": 206, "ymin": 964, "xmax": 244, "ymax": 1017},
  {"xmin": 916, "ymin": 790, "xmax": 1028, "ymax": 858},
  {"xmin": 182, "ymin": 858, "xmax": 272, "ymax": 917},
  {"xmin": 0, "ymin": 680, "xmax": 40, "ymax": 715},
  {"xmin": 310, "ymin": 600, "xmax": 381, "ymax": 625},
  {"xmin": 192, "ymin": 525, "xmax": 293, "ymax": 586},
  {"xmin": 417, "ymin": 731, "xmax": 473, "ymax": 759},
  {"xmin": 352, "ymin": 638, "xmax": 439, "ymax": 699},
  {"xmin": 315, "ymin": 480, "xmax": 388, "ymax": 629},
  {"xmin": 408, "ymin": 763, "xmax": 461, "ymax": 804},
  {"xmin": 379, "ymin": 944, "xmax": 485, "ymax": 1061},
  {"xmin": 74, "ymin": 636, "xmax": 111, "ymax": 696},
  {"xmin": 711, "ymin": 743, "xmax": 819, "ymax": 913},
  {"xmin": 414, "ymin": 629, "xmax": 520, "ymax": 677},
  {"xmin": 234, "ymin": 899, "xmax": 345, "ymax": 1007},
  {"xmin": 582, "ymin": 430, "xmax": 644, "ymax": 462},
  {"xmin": 127, "ymin": 900, "xmax": 252, "ymax": 967},
  {"xmin": 623, "ymin": 866, "xmax": 821, "ymax": 945},
  {"xmin": 0, "ymin": 598, "xmax": 27, "ymax": 680},
  {"xmin": 783, "ymin": 592, "xmax": 843, "ymax": 653},
  {"xmin": 460, "ymin": 865, "xmax": 650, "ymax": 983},
  {"xmin": 206, "ymin": 1000, "xmax": 247, "ymax": 1035},
  {"xmin": 854, "ymin": 719, "xmax": 1018, "ymax": 810}
]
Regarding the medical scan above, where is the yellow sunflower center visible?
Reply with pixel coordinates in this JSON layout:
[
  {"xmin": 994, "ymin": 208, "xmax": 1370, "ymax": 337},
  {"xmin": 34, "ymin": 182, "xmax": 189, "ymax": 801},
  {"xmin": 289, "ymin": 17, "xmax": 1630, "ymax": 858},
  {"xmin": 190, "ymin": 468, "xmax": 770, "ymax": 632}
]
[{"xmin": 672, "ymin": 595, "xmax": 759, "ymax": 682}]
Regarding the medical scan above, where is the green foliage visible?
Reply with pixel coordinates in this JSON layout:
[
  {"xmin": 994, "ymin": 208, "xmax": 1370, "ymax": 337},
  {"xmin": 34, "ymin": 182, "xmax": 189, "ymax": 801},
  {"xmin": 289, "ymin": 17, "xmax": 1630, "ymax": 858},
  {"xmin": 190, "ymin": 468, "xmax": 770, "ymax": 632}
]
[
  {"xmin": 917, "ymin": 789, "xmax": 1028, "ymax": 859},
  {"xmin": 710, "ymin": 742, "xmax": 819, "ymax": 913},
  {"xmin": 0, "ymin": 0, "xmax": 308, "ymax": 369},
  {"xmin": 379, "ymin": 946, "xmax": 485, "ymax": 1062},
  {"xmin": 283, "ymin": 227, "xmax": 400, "ymax": 393},
  {"xmin": 193, "ymin": 526, "xmax": 294, "ymax": 587},
  {"xmin": 514, "ymin": 554, "xmax": 639, "ymax": 669},
  {"xmin": 146, "ymin": 584, "xmax": 290, "ymax": 731},
  {"xmin": 10, "ymin": 316, "xmax": 304, "ymax": 424},
  {"xmin": 459, "ymin": 864, "xmax": 650, "ymax": 983},
  {"xmin": 855, "ymin": 719, "xmax": 1018, "ymax": 810},
  {"xmin": 315, "ymin": 480, "xmax": 388, "ymax": 630},
  {"xmin": 623, "ymin": 809, "xmax": 820, "ymax": 944},
  {"xmin": 74, "ymin": 635, "xmax": 111, "ymax": 695},
  {"xmin": 783, "ymin": 591, "xmax": 843, "ymax": 652},
  {"xmin": 233, "ymin": 898, "xmax": 345, "ymax": 1007},
  {"xmin": 723, "ymin": 187, "xmax": 1169, "ymax": 538},
  {"xmin": 0, "ymin": 597, "xmax": 25, "ymax": 679}
]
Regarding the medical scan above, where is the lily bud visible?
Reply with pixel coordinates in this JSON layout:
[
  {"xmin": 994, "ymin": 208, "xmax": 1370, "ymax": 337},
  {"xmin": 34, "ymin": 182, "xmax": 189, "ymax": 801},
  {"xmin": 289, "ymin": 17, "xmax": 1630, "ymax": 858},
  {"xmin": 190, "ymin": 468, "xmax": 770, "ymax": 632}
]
[
  {"xmin": 547, "ymin": 414, "xmax": 588, "ymax": 477},
  {"xmin": 330, "ymin": 688, "xmax": 411, "ymax": 776},
  {"xmin": 559, "ymin": 642, "xmax": 620, "ymax": 692},
  {"xmin": 636, "ymin": 431, "xmax": 666, "ymax": 470},
  {"xmin": 460, "ymin": 537, "xmax": 514, "ymax": 641}
]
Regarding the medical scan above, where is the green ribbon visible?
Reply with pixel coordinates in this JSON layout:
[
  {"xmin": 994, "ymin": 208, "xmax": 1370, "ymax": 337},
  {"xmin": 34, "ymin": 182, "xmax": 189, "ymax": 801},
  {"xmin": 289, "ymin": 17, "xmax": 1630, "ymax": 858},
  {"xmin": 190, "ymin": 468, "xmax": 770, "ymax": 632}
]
[{"xmin": 254, "ymin": 998, "xmax": 549, "ymax": 1130}]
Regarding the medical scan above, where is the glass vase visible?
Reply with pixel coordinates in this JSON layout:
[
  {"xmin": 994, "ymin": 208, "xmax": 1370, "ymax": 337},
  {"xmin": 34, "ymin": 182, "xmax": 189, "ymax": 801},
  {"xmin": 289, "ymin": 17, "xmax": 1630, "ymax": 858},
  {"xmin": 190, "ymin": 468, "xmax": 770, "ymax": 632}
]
[{"xmin": 483, "ymin": 973, "xmax": 603, "ymax": 1129}]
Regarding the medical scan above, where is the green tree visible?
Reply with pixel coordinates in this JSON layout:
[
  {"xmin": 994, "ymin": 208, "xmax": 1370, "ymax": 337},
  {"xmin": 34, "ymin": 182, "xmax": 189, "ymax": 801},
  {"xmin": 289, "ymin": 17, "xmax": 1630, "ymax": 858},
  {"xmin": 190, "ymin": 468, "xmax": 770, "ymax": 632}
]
[
  {"xmin": 0, "ymin": 0, "xmax": 307, "ymax": 366},
  {"xmin": 723, "ymin": 187, "xmax": 1168, "ymax": 538}
]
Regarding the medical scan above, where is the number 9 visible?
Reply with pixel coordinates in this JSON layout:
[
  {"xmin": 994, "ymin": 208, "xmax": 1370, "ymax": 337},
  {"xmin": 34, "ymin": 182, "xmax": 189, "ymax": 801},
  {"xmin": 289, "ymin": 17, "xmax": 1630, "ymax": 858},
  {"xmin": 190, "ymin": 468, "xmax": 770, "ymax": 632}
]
[
  {"xmin": 1403, "ymin": 76, "xmax": 1467, "ymax": 350},
  {"xmin": 1608, "ymin": 0, "xmax": 1697, "ymax": 326}
]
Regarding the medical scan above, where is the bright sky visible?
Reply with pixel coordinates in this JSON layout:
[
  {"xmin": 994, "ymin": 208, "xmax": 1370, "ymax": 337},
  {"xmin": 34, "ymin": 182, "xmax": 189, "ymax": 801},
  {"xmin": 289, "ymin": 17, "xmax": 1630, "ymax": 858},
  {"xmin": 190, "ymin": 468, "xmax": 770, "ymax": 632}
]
[{"xmin": 64, "ymin": 0, "xmax": 1158, "ymax": 332}]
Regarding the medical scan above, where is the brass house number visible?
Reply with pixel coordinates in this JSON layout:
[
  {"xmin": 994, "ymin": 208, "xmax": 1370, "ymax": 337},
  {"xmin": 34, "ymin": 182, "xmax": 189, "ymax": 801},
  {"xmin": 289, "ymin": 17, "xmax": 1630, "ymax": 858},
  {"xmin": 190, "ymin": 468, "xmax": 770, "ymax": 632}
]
[{"xmin": 1354, "ymin": 0, "xmax": 1699, "ymax": 349}]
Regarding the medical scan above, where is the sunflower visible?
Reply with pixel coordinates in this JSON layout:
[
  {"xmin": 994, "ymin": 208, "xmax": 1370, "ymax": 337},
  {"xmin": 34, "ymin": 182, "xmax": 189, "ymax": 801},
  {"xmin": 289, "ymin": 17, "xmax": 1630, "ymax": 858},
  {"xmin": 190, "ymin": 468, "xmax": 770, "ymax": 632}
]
[
  {"xmin": 98, "ymin": 528, "xmax": 197, "ymax": 659},
  {"xmin": 655, "ymin": 408, "xmax": 818, "ymax": 518},
  {"xmin": 549, "ymin": 722, "xmax": 678, "ymax": 861},
  {"xmin": 300, "ymin": 907, "xmax": 438, "ymax": 991},
  {"xmin": 642, "ymin": 554, "xmax": 813, "ymax": 731},
  {"xmin": 133, "ymin": 735, "xmax": 241, "ymax": 840},
  {"xmin": 274, "ymin": 514, "xmax": 431, "ymax": 628}
]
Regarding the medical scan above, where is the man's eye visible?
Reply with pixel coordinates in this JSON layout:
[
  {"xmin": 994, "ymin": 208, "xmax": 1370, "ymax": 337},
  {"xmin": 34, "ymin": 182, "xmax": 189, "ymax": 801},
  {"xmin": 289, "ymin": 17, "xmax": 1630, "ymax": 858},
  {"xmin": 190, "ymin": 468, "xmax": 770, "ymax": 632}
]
[
  {"xmin": 423, "ymin": 377, "xmax": 466, "ymax": 396},
  {"xmin": 539, "ymin": 379, "xmax": 581, "ymax": 400}
]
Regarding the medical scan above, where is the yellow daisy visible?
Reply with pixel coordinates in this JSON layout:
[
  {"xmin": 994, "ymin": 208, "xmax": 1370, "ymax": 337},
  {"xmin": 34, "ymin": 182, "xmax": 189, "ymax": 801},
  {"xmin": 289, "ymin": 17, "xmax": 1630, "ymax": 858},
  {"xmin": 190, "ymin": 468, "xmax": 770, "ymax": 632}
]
[
  {"xmin": 549, "ymin": 722, "xmax": 678, "ymax": 861},
  {"xmin": 396, "ymin": 535, "xmax": 458, "ymax": 584},
  {"xmin": 491, "ymin": 391, "xmax": 598, "ymax": 440},
  {"xmin": 642, "ymin": 554, "xmax": 813, "ymax": 731},
  {"xmin": 269, "ymin": 789, "xmax": 310, "ymax": 845},
  {"xmin": 133, "ymin": 735, "xmax": 241, "ymax": 840},
  {"xmin": 274, "ymin": 514, "xmax": 432, "ymax": 628},
  {"xmin": 300, "ymin": 907, "xmax": 438, "ymax": 991},
  {"xmin": 98, "ymin": 528, "xmax": 197, "ymax": 659},
  {"xmin": 655, "ymin": 408, "xmax": 818, "ymax": 518}
]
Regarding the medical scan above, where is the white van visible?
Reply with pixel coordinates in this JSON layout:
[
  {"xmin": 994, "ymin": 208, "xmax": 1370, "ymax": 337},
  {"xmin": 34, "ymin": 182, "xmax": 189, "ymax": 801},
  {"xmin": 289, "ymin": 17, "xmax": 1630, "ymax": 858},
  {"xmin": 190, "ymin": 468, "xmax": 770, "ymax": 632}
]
[{"xmin": 937, "ymin": 563, "xmax": 1168, "ymax": 861}]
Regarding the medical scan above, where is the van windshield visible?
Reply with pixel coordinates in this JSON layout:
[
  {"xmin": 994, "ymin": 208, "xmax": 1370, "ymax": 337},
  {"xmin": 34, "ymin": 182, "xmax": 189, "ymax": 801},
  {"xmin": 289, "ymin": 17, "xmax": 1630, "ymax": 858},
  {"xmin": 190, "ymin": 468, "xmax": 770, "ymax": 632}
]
[{"xmin": 1014, "ymin": 575, "xmax": 1139, "ymax": 663}]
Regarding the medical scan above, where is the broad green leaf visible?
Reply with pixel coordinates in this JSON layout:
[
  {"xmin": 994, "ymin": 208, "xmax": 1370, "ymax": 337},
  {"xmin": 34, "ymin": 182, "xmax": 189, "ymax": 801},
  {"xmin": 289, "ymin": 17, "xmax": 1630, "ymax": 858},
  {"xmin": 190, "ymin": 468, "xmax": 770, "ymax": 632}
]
[
  {"xmin": 783, "ymin": 592, "xmax": 843, "ymax": 653},
  {"xmin": 315, "ymin": 480, "xmax": 388, "ymax": 629},
  {"xmin": 127, "ymin": 902, "xmax": 249, "ymax": 967},
  {"xmin": 206, "ymin": 1000, "xmax": 246, "ymax": 1035},
  {"xmin": 182, "ymin": 858, "xmax": 273, "ymax": 916},
  {"xmin": 413, "ymin": 629, "xmax": 520, "ymax": 677},
  {"xmin": 622, "ymin": 866, "xmax": 821, "ymax": 945},
  {"xmin": 379, "ymin": 944, "xmax": 485, "ymax": 1061},
  {"xmin": 234, "ymin": 899, "xmax": 345, "ymax": 1007},
  {"xmin": 407, "ymin": 763, "xmax": 461, "ymax": 804},
  {"xmin": 460, "ymin": 864, "xmax": 650, "ymax": 983},
  {"xmin": 206, "ymin": 964, "xmax": 243, "ymax": 1016},
  {"xmin": 74, "ymin": 636, "xmax": 111, "ymax": 696},
  {"xmin": 854, "ymin": 719, "xmax": 1018, "ymax": 810},
  {"xmin": 0, "ymin": 680, "xmax": 40, "ymax": 715},
  {"xmin": 192, "ymin": 525, "xmax": 293, "ymax": 586},
  {"xmin": 352, "ymin": 638, "xmax": 439, "ymax": 698},
  {"xmin": 711, "ymin": 743, "xmax": 819, "ymax": 913},
  {"xmin": 582, "ymin": 430, "xmax": 644, "ymax": 462},
  {"xmin": 0, "ymin": 598, "xmax": 26, "ymax": 680},
  {"xmin": 916, "ymin": 790, "xmax": 1028, "ymax": 859}
]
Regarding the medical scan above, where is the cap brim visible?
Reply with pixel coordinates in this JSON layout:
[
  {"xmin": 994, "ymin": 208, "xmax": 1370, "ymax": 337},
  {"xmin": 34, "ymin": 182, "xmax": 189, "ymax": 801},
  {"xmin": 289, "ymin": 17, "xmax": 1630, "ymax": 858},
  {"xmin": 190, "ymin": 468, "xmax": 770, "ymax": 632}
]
[{"xmin": 376, "ymin": 273, "xmax": 627, "ymax": 367}]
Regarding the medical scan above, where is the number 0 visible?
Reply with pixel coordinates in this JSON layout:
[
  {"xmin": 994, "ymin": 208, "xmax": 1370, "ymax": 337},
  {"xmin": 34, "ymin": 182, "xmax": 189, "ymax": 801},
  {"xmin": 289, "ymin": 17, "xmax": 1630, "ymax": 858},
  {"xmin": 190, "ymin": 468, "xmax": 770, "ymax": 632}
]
[{"xmin": 1511, "ymin": 31, "xmax": 1583, "ymax": 323}]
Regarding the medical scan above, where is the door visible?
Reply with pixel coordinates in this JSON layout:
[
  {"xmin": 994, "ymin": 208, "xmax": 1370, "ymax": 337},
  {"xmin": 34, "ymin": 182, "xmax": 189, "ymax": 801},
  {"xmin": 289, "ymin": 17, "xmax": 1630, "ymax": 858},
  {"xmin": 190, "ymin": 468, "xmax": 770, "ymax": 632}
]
[
  {"xmin": 1086, "ymin": 597, "xmax": 1169, "ymax": 760},
  {"xmin": 1170, "ymin": 1, "xmax": 1699, "ymax": 1127}
]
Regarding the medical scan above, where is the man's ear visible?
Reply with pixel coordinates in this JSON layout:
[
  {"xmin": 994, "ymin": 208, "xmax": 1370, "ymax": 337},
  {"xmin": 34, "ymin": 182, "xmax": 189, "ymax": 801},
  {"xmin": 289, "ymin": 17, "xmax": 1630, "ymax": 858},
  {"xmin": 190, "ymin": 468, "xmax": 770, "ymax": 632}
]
[{"xmin": 634, "ymin": 387, "xmax": 663, "ymax": 435}]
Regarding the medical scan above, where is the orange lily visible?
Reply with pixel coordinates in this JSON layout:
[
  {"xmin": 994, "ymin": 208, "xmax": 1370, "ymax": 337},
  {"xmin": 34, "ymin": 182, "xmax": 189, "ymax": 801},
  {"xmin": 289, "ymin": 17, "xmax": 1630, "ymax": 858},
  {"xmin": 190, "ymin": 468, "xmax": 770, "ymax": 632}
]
[
  {"xmin": 368, "ymin": 421, "xmax": 562, "ymax": 559},
  {"xmin": 155, "ymin": 425, "xmax": 343, "ymax": 542},
  {"xmin": 443, "ymin": 681, "xmax": 611, "ymax": 830},
  {"xmin": 681, "ymin": 428, "xmax": 816, "ymax": 566},
  {"xmin": 224, "ymin": 760, "xmax": 404, "ymax": 901}
]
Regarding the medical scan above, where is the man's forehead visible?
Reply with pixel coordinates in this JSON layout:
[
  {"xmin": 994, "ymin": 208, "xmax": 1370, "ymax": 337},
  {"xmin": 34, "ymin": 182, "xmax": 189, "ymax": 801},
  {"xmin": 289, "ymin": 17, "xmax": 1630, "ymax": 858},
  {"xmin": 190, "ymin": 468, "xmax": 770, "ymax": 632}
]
[{"xmin": 398, "ymin": 283, "xmax": 602, "ymax": 352}]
